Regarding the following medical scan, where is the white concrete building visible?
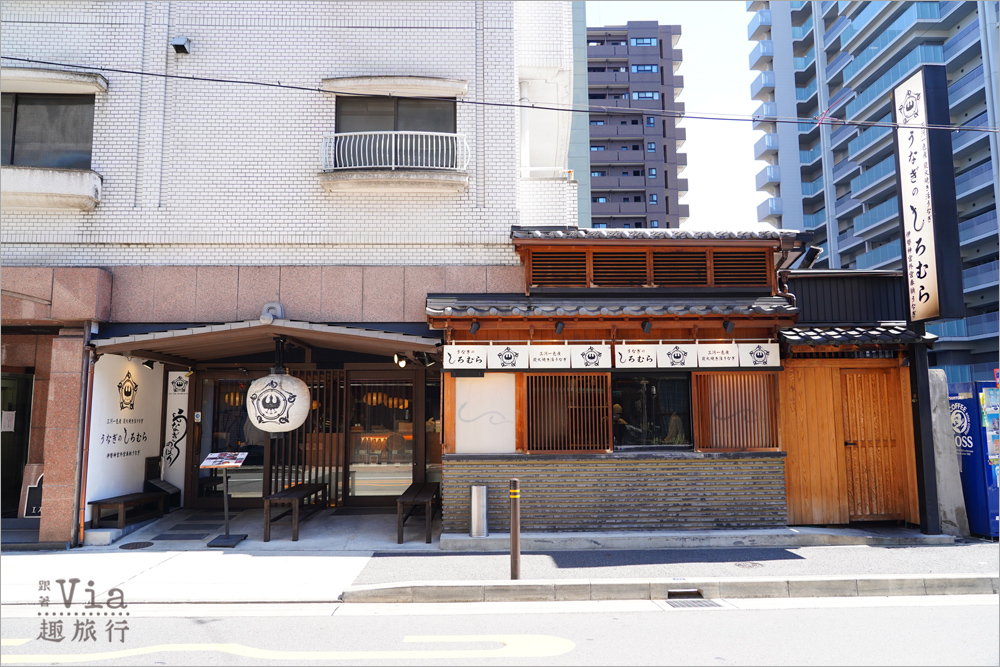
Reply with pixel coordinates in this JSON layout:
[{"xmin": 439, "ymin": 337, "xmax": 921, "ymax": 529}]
[{"xmin": 0, "ymin": 1, "xmax": 578, "ymax": 544}]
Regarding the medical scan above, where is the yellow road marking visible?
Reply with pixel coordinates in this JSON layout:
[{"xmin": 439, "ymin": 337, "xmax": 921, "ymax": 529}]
[{"xmin": 0, "ymin": 634, "xmax": 574, "ymax": 663}]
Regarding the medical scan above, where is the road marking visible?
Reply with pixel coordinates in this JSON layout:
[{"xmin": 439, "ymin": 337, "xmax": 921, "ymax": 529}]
[{"xmin": 0, "ymin": 634, "xmax": 575, "ymax": 663}]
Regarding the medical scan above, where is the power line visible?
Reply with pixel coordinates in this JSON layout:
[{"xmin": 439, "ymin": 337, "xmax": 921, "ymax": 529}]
[{"xmin": 2, "ymin": 55, "xmax": 997, "ymax": 135}]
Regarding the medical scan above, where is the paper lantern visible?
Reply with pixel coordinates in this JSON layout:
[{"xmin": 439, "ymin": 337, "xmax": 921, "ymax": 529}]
[{"xmin": 246, "ymin": 373, "xmax": 310, "ymax": 432}]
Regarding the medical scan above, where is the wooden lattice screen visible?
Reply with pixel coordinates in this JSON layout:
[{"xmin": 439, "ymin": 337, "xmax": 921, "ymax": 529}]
[
  {"xmin": 526, "ymin": 373, "xmax": 611, "ymax": 453},
  {"xmin": 527, "ymin": 248, "xmax": 774, "ymax": 290},
  {"xmin": 693, "ymin": 371, "xmax": 779, "ymax": 450},
  {"xmin": 269, "ymin": 370, "xmax": 344, "ymax": 504}
]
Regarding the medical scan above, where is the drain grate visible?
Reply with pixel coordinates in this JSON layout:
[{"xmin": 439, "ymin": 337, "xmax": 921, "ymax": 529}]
[
  {"xmin": 118, "ymin": 541, "xmax": 154, "ymax": 550},
  {"xmin": 666, "ymin": 599, "xmax": 721, "ymax": 608}
]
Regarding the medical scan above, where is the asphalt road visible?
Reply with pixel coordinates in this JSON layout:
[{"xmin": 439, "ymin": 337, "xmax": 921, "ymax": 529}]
[
  {"xmin": 1, "ymin": 595, "xmax": 997, "ymax": 666},
  {"xmin": 353, "ymin": 542, "xmax": 1000, "ymax": 584}
]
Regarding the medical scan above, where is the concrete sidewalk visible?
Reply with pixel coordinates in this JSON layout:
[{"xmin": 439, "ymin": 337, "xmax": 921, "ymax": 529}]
[{"xmin": 0, "ymin": 508, "xmax": 996, "ymax": 606}]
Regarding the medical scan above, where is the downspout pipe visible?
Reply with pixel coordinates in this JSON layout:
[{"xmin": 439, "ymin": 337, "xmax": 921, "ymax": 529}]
[{"xmin": 74, "ymin": 341, "xmax": 96, "ymax": 548}]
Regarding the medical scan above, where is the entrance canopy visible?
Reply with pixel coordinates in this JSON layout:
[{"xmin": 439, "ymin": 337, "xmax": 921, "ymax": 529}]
[{"xmin": 91, "ymin": 319, "xmax": 441, "ymax": 366}]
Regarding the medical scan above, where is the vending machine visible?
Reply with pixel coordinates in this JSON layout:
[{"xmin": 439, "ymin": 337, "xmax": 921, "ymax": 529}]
[{"xmin": 949, "ymin": 381, "xmax": 1000, "ymax": 538}]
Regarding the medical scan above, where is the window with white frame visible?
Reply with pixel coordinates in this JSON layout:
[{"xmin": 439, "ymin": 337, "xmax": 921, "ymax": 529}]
[{"xmin": 632, "ymin": 91, "xmax": 660, "ymax": 100}]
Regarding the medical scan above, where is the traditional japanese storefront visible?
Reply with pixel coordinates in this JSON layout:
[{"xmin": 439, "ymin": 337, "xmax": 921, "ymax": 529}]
[
  {"xmin": 86, "ymin": 318, "xmax": 444, "ymax": 528},
  {"xmin": 427, "ymin": 228, "xmax": 927, "ymax": 533}
]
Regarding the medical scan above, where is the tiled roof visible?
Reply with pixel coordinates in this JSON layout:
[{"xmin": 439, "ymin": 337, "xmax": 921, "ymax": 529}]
[
  {"xmin": 510, "ymin": 227, "xmax": 807, "ymax": 241},
  {"xmin": 426, "ymin": 294, "xmax": 798, "ymax": 318},
  {"xmin": 779, "ymin": 324, "xmax": 936, "ymax": 346}
]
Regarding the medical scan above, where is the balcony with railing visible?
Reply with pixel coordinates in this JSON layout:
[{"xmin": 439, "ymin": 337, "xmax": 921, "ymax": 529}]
[
  {"xmin": 832, "ymin": 158, "xmax": 859, "ymax": 184},
  {"xmin": 955, "ymin": 162, "xmax": 994, "ymax": 200},
  {"xmin": 319, "ymin": 131, "xmax": 471, "ymax": 192},
  {"xmin": 796, "ymin": 79, "xmax": 818, "ymax": 104},
  {"xmin": 840, "ymin": 0, "xmax": 893, "ymax": 48},
  {"xmin": 853, "ymin": 196, "xmax": 898, "ymax": 235},
  {"xmin": 836, "ymin": 194, "xmax": 862, "ymax": 218},
  {"xmin": 752, "ymin": 102, "xmax": 777, "ymax": 131},
  {"xmin": 792, "ymin": 15, "xmax": 814, "ymax": 42},
  {"xmin": 948, "ymin": 64, "xmax": 985, "ymax": 108},
  {"xmin": 850, "ymin": 155, "xmax": 895, "ymax": 198},
  {"xmin": 842, "ymin": 2, "xmax": 941, "ymax": 87},
  {"xmin": 756, "ymin": 164, "xmax": 781, "ymax": 192},
  {"xmin": 803, "ymin": 208, "xmax": 827, "ymax": 231},
  {"xmin": 750, "ymin": 40, "xmax": 774, "ymax": 70},
  {"xmin": 944, "ymin": 17, "xmax": 980, "ymax": 63},
  {"xmin": 826, "ymin": 51, "xmax": 852, "ymax": 80},
  {"xmin": 846, "ymin": 45, "xmax": 944, "ymax": 119},
  {"xmin": 748, "ymin": 10, "xmax": 772, "ymax": 40},
  {"xmin": 800, "ymin": 145, "xmax": 822, "ymax": 166},
  {"xmin": 959, "ymin": 210, "xmax": 999, "ymax": 245},
  {"xmin": 952, "ymin": 112, "xmax": 990, "ymax": 154},
  {"xmin": 794, "ymin": 48, "xmax": 816, "ymax": 71},
  {"xmin": 927, "ymin": 312, "xmax": 1000, "ymax": 340},
  {"xmin": 823, "ymin": 15, "xmax": 850, "ymax": 45},
  {"xmin": 757, "ymin": 197, "xmax": 782, "ymax": 222},
  {"xmin": 848, "ymin": 114, "xmax": 892, "ymax": 160},
  {"xmin": 751, "ymin": 70, "xmax": 777, "ymax": 100},
  {"xmin": 856, "ymin": 239, "xmax": 902, "ymax": 269},
  {"xmin": 838, "ymin": 227, "xmax": 865, "ymax": 252},
  {"xmin": 830, "ymin": 122, "xmax": 858, "ymax": 149},
  {"xmin": 754, "ymin": 133, "xmax": 779, "ymax": 160},
  {"xmin": 802, "ymin": 176, "xmax": 824, "ymax": 198},
  {"xmin": 963, "ymin": 260, "xmax": 999, "ymax": 293}
]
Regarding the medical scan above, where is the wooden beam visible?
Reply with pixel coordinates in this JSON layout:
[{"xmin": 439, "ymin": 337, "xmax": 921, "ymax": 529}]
[{"xmin": 115, "ymin": 349, "xmax": 197, "ymax": 368}]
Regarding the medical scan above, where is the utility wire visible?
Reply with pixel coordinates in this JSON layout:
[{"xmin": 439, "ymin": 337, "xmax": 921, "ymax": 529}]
[{"xmin": 2, "ymin": 55, "xmax": 997, "ymax": 135}]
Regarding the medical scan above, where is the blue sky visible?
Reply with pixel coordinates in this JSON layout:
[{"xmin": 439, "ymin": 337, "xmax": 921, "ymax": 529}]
[{"xmin": 587, "ymin": 1, "xmax": 767, "ymax": 228}]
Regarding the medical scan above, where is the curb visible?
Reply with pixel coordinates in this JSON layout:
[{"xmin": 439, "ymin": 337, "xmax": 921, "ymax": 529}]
[
  {"xmin": 438, "ymin": 531, "xmax": 956, "ymax": 551},
  {"xmin": 340, "ymin": 574, "xmax": 1000, "ymax": 603}
]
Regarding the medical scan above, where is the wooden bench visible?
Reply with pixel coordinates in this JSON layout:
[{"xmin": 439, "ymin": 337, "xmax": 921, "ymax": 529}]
[
  {"xmin": 89, "ymin": 491, "xmax": 166, "ymax": 530},
  {"xmin": 397, "ymin": 482, "xmax": 439, "ymax": 544},
  {"xmin": 263, "ymin": 483, "xmax": 328, "ymax": 542}
]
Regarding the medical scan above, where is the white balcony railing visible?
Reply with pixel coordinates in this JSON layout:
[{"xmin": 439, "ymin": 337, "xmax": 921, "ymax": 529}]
[{"xmin": 321, "ymin": 131, "xmax": 470, "ymax": 172}]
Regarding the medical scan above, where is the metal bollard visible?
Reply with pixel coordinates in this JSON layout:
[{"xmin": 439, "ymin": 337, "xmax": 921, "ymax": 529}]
[
  {"xmin": 510, "ymin": 478, "xmax": 520, "ymax": 580},
  {"xmin": 470, "ymin": 485, "xmax": 488, "ymax": 537}
]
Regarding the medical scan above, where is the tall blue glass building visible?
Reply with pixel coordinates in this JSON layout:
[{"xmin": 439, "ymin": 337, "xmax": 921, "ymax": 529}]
[{"xmin": 747, "ymin": 1, "xmax": 999, "ymax": 383}]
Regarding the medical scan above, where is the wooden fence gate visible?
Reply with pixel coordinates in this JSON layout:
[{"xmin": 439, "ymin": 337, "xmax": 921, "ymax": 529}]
[{"xmin": 780, "ymin": 359, "xmax": 919, "ymax": 525}]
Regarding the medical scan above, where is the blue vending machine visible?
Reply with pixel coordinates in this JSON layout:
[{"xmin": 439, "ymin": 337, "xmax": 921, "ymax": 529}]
[{"xmin": 949, "ymin": 381, "xmax": 1000, "ymax": 538}]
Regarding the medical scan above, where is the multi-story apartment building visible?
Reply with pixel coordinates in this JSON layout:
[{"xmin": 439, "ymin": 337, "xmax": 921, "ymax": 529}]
[
  {"xmin": 0, "ymin": 1, "xmax": 578, "ymax": 543},
  {"xmin": 586, "ymin": 21, "xmax": 689, "ymax": 228},
  {"xmin": 748, "ymin": 0, "xmax": 999, "ymax": 383}
]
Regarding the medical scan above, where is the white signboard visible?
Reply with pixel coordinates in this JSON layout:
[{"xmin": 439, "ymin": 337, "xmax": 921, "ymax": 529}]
[
  {"xmin": 162, "ymin": 371, "xmax": 189, "ymax": 504},
  {"xmin": 657, "ymin": 344, "xmax": 699, "ymax": 369},
  {"xmin": 614, "ymin": 344, "xmax": 658, "ymax": 368},
  {"xmin": 738, "ymin": 343, "xmax": 781, "ymax": 368},
  {"xmin": 443, "ymin": 345, "xmax": 488, "ymax": 370},
  {"xmin": 1, "ymin": 411, "xmax": 14, "ymax": 432},
  {"xmin": 84, "ymin": 355, "xmax": 164, "ymax": 521},
  {"xmin": 697, "ymin": 343, "xmax": 740, "ymax": 368},
  {"xmin": 455, "ymin": 375, "xmax": 516, "ymax": 453},
  {"xmin": 570, "ymin": 344, "xmax": 612, "ymax": 369},
  {"xmin": 485, "ymin": 344, "xmax": 530, "ymax": 370},
  {"xmin": 893, "ymin": 69, "xmax": 940, "ymax": 321},
  {"xmin": 529, "ymin": 346, "xmax": 573, "ymax": 369}
]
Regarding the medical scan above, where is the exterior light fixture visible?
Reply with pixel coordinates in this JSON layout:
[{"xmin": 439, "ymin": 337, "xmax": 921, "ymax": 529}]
[
  {"xmin": 469, "ymin": 321, "xmax": 481, "ymax": 334},
  {"xmin": 171, "ymin": 37, "xmax": 191, "ymax": 54},
  {"xmin": 184, "ymin": 368, "xmax": 195, "ymax": 377},
  {"xmin": 641, "ymin": 320, "xmax": 652, "ymax": 334},
  {"xmin": 555, "ymin": 321, "xmax": 565, "ymax": 334},
  {"xmin": 723, "ymin": 320, "xmax": 735, "ymax": 335},
  {"xmin": 141, "ymin": 359, "xmax": 155, "ymax": 370},
  {"xmin": 394, "ymin": 353, "xmax": 408, "ymax": 368}
]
